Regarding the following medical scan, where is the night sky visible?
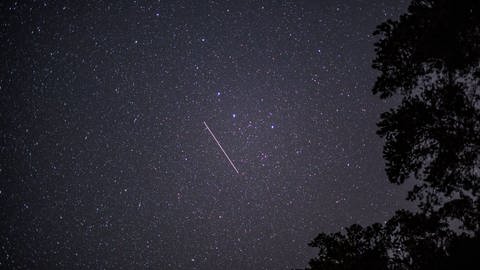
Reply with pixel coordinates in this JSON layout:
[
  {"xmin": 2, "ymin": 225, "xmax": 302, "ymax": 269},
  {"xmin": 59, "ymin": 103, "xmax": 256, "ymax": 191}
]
[{"xmin": 1, "ymin": 1, "xmax": 413, "ymax": 269}]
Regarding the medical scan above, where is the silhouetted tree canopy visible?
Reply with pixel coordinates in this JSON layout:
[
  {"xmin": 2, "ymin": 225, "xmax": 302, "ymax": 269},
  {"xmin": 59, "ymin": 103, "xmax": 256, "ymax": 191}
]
[
  {"xmin": 307, "ymin": 210, "xmax": 479, "ymax": 269},
  {"xmin": 308, "ymin": 223, "xmax": 389, "ymax": 270},
  {"xmin": 373, "ymin": 0, "xmax": 480, "ymax": 212},
  {"xmin": 305, "ymin": 0, "xmax": 480, "ymax": 269}
]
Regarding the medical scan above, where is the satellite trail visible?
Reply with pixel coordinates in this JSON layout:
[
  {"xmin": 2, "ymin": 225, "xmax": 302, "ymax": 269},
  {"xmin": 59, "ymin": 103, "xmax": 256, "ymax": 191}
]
[{"xmin": 203, "ymin": 121, "xmax": 239, "ymax": 174}]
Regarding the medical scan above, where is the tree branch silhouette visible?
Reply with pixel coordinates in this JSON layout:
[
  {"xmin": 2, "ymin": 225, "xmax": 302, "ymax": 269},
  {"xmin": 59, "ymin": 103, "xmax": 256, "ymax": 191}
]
[{"xmin": 304, "ymin": 0, "xmax": 480, "ymax": 269}]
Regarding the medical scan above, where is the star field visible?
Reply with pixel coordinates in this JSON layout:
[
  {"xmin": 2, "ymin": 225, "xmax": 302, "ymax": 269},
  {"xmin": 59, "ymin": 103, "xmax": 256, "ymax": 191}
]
[{"xmin": 1, "ymin": 1, "xmax": 412, "ymax": 269}]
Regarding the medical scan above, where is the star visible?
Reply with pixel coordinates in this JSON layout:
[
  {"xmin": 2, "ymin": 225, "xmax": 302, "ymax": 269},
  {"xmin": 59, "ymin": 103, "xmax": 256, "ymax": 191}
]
[{"xmin": 1, "ymin": 1, "xmax": 412, "ymax": 269}]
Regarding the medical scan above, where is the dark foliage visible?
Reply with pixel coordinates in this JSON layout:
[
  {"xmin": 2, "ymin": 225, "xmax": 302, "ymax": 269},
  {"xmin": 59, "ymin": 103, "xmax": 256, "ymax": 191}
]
[
  {"xmin": 307, "ymin": 223, "xmax": 389, "ymax": 270},
  {"xmin": 373, "ymin": 0, "xmax": 480, "ymax": 211},
  {"xmin": 305, "ymin": 0, "xmax": 480, "ymax": 269},
  {"xmin": 307, "ymin": 210, "xmax": 479, "ymax": 270}
]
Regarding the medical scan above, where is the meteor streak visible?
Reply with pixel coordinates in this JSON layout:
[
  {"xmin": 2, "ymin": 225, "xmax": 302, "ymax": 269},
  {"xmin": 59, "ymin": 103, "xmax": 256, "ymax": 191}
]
[{"xmin": 203, "ymin": 121, "xmax": 239, "ymax": 174}]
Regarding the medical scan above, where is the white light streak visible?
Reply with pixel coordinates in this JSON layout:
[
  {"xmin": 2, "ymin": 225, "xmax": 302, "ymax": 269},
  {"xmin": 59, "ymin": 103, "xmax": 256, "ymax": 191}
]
[{"xmin": 203, "ymin": 121, "xmax": 239, "ymax": 174}]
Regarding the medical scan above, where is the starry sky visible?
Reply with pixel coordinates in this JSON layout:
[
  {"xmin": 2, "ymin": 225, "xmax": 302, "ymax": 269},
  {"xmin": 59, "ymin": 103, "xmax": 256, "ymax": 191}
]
[{"xmin": 1, "ymin": 0, "xmax": 413, "ymax": 269}]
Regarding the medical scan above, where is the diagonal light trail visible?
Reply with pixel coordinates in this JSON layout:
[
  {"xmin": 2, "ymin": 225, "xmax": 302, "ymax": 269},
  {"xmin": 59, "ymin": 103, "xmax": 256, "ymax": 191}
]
[{"xmin": 203, "ymin": 121, "xmax": 239, "ymax": 174}]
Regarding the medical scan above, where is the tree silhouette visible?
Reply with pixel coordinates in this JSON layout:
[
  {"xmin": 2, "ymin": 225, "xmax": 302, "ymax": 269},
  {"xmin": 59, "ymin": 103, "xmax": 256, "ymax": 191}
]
[
  {"xmin": 307, "ymin": 210, "xmax": 452, "ymax": 270},
  {"xmin": 373, "ymin": 0, "xmax": 480, "ymax": 213},
  {"xmin": 305, "ymin": 0, "xmax": 480, "ymax": 269},
  {"xmin": 307, "ymin": 223, "xmax": 389, "ymax": 270}
]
